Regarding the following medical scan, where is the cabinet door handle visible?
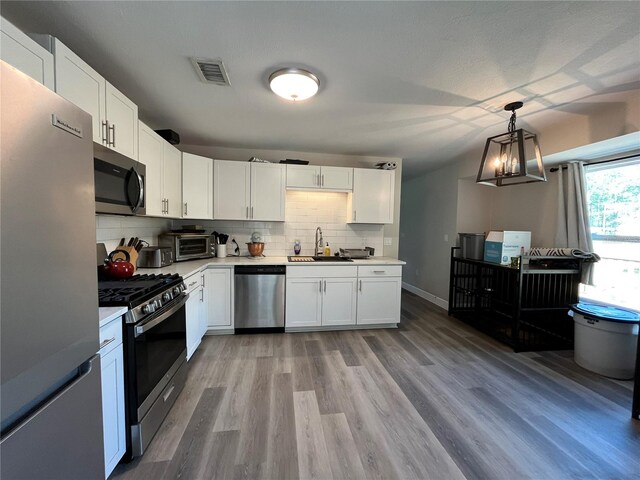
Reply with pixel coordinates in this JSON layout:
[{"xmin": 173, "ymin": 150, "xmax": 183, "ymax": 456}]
[
  {"xmin": 323, "ymin": 280, "xmax": 326, "ymax": 293},
  {"xmin": 99, "ymin": 337, "xmax": 116, "ymax": 350},
  {"xmin": 246, "ymin": 206, "xmax": 249, "ymax": 219},
  {"xmin": 353, "ymin": 210, "xmax": 357, "ymax": 222},
  {"xmin": 102, "ymin": 120, "xmax": 109, "ymax": 145},
  {"xmin": 109, "ymin": 123, "xmax": 116, "ymax": 147},
  {"xmin": 202, "ymin": 273, "xmax": 205, "ymax": 288},
  {"xmin": 164, "ymin": 199, "xmax": 168, "ymax": 214},
  {"xmin": 251, "ymin": 206, "xmax": 254, "ymax": 219},
  {"xmin": 163, "ymin": 384, "xmax": 175, "ymax": 403},
  {"xmin": 321, "ymin": 174, "xmax": 324, "ymax": 187},
  {"xmin": 184, "ymin": 202, "xmax": 188, "ymax": 216},
  {"xmin": 319, "ymin": 280, "xmax": 322, "ymax": 293},
  {"xmin": 373, "ymin": 270, "xmax": 386, "ymax": 274},
  {"xmin": 359, "ymin": 280, "xmax": 362, "ymax": 292}
]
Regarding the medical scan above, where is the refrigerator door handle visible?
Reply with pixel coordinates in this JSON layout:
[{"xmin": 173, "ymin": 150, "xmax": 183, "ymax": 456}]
[{"xmin": 1, "ymin": 356, "xmax": 96, "ymax": 438}]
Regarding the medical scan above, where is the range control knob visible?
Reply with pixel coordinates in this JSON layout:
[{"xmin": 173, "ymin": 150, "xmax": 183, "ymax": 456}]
[
  {"xmin": 142, "ymin": 303, "xmax": 155, "ymax": 314},
  {"xmin": 153, "ymin": 299, "xmax": 162, "ymax": 309},
  {"xmin": 173, "ymin": 286, "xmax": 181, "ymax": 296},
  {"xmin": 163, "ymin": 292, "xmax": 172, "ymax": 302}
]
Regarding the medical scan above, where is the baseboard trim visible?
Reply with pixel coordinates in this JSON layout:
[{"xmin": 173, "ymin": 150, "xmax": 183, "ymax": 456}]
[
  {"xmin": 286, "ymin": 323, "xmax": 398, "ymax": 333},
  {"xmin": 402, "ymin": 282, "xmax": 449, "ymax": 311}
]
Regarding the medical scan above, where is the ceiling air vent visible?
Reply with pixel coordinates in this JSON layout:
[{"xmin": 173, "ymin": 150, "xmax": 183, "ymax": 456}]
[{"xmin": 191, "ymin": 58, "xmax": 230, "ymax": 86}]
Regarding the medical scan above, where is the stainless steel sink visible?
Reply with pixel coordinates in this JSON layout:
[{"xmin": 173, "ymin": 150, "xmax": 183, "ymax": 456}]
[{"xmin": 312, "ymin": 256, "xmax": 353, "ymax": 262}]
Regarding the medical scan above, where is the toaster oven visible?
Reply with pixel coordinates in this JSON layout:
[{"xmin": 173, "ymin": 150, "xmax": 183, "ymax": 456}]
[{"xmin": 158, "ymin": 233, "xmax": 215, "ymax": 262}]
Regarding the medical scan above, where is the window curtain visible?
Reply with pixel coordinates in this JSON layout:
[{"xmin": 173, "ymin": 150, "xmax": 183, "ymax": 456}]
[{"xmin": 554, "ymin": 161, "xmax": 595, "ymax": 284}]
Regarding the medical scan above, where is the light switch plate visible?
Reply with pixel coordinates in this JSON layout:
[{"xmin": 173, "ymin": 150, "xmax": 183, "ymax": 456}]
[{"xmin": 383, "ymin": 237, "xmax": 392, "ymax": 246}]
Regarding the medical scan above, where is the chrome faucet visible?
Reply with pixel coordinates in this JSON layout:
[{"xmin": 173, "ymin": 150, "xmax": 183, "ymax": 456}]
[{"xmin": 315, "ymin": 227, "xmax": 323, "ymax": 256}]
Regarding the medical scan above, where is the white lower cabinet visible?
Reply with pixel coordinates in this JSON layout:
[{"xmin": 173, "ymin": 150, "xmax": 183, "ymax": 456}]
[
  {"xmin": 185, "ymin": 273, "xmax": 204, "ymax": 360},
  {"xmin": 99, "ymin": 318, "xmax": 125, "ymax": 479},
  {"xmin": 286, "ymin": 278, "xmax": 323, "ymax": 327},
  {"xmin": 286, "ymin": 267, "xmax": 357, "ymax": 328},
  {"xmin": 204, "ymin": 268, "xmax": 232, "ymax": 330},
  {"xmin": 322, "ymin": 278, "xmax": 357, "ymax": 326},
  {"xmin": 357, "ymin": 276, "xmax": 402, "ymax": 325}
]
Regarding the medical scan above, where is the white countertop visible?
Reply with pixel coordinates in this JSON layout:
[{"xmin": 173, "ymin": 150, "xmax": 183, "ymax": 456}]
[
  {"xmin": 99, "ymin": 306, "xmax": 128, "ymax": 329},
  {"xmin": 137, "ymin": 256, "xmax": 405, "ymax": 279}
]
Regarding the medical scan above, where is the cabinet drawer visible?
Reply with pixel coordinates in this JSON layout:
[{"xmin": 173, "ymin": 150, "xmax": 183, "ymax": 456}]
[
  {"xmin": 357, "ymin": 265, "xmax": 402, "ymax": 277},
  {"xmin": 287, "ymin": 265, "xmax": 357, "ymax": 278},
  {"xmin": 184, "ymin": 272, "xmax": 203, "ymax": 293},
  {"xmin": 99, "ymin": 318, "xmax": 123, "ymax": 355}
]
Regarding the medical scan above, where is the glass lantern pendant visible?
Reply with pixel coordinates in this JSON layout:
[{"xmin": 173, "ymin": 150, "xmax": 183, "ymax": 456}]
[{"xmin": 476, "ymin": 101, "xmax": 546, "ymax": 186}]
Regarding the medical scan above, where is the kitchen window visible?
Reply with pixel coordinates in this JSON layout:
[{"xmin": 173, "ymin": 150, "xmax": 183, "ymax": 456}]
[{"xmin": 582, "ymin": 157, "xmax": 640, "ymax": 310}]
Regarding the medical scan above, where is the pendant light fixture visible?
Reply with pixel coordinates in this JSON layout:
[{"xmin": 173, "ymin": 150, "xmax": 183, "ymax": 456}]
[
  {"xmin": 476, "ymin": 101, "xmax": 546, "ymax": 186},
  {"xmin": 269, "ymin": 68, "xmax": 319, "ymax": 102}
]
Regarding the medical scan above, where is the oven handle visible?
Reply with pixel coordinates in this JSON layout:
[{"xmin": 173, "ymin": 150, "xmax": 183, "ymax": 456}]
[{"xmin": 135, "ymin": 294, "xmax": 189, "ymax": 337}]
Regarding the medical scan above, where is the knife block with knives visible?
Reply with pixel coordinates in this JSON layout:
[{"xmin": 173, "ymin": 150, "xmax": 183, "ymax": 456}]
[{"xmin": 110, "ymin": 237, "xmax": 144, "ymax": 271}]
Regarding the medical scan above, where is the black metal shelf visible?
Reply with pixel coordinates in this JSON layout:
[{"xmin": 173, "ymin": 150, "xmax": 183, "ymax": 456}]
[{"xmin": 448, "ymin": 247, "xmax": 582, "ymax": 352}]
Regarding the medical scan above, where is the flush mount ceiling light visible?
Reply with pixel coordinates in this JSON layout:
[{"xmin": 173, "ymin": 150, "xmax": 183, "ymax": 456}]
[
  {"xmin": 476, "ymin": 101, "xmax": 547, "ymax": 187},
  {"xmin": 269, "ymin": 68, "xmax": 319, "ymax": 101}
]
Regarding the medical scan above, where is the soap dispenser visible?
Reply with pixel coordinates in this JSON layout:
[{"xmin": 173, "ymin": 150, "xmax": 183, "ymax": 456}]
[{"xmin": 324, "ymin": 242, "xmax": 331, "ymax": 256}]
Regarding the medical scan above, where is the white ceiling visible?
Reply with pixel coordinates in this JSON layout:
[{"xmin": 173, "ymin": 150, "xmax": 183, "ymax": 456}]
[{"xmin": 2, "ymin": 1, "xmax": 639, "ymax": 176}]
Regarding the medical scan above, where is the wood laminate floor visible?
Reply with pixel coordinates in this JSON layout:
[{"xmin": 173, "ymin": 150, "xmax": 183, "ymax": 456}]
[{"xmin": 113, "ymin": 291, "xmax": 640, "ymax": 480}]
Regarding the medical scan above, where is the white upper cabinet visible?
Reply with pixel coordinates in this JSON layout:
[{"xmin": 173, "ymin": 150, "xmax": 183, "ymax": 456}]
[
  {"xmin": 321, "ymin": 166, "xmax": 353, "ymax": 190},
  {"xmin": 251, "ymin": 163, "xmax": 286, "ymax": 221},
  {"xmin": 162, "ymin": 142, "xmax": 183, "ymax": 218},
  {"xmin": 286, "ymin": 165, "xmax": 321, "ymax": 188},
  {"xmin": 182, "ymin": 153, "xmax": 213, "ymax": 219},
  {"xmin": 51, "ymin": 39, "xmax": 105, "ymax": 144},
  {"xmin": 348, "ymin": 168, "xmax": 394, "ymax": 224},
  {"xmin": 286, "ymin": 165, "xmax": 353, "ymax": 191},
  {"xmin": 138, "ymin": 121, "xmax": 182, "ymax": 218},
  {"xmin": 0, "ymin": 17, "xmax": 54, "ymax": 89},
  {"xmin": 214, "ymin": 160, "xmax": 285, "ymax": 221},
  {"xmin": 213, "ymin": 160, "xmax": 250, "ymax": 220},
  {"xmin": 45, "ymin": 37, "xmax": 138, "ymax": 158},
  {"xmin": 138, "ymin": 121, "xmax": 164, "ymax": 216},
  {"xmin": 105, "ymin": 82, "xmax": 138, "ymax": 160}
]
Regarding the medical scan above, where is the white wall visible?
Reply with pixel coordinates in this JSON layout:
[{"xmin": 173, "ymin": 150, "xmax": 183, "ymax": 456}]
[
  {"xmin": 398, "ymin": 162, "xmax": 459, "ymax": 302},
  {"xmin": 400, "ymin": 88, "xmax": 640, "ymax": 303}
]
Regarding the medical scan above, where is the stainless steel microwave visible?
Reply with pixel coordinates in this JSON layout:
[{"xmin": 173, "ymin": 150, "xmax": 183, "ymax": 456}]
[
  {"xmin": 158, "ymin": 233, "xmax": 215, "ymax": 262},
  {"xmin": 94, "ymin": 143, "xmax": 145, "ymax": 215}
]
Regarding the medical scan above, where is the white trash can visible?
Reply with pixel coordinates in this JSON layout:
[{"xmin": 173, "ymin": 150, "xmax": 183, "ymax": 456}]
[{"xmin": 569, "ymin": 303, "xmax": 639, "ymax": 380}]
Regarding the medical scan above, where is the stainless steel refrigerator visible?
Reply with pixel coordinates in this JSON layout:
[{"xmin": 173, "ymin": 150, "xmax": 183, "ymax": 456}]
[{"xmin": 1, "ymin": 62, "xmax": 105, "ymax": 479}]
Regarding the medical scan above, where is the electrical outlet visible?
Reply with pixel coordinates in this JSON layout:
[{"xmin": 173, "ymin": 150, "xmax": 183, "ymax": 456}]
[
  {"xmin": 444, "ymin": 234, "xmax": 449, "ymax": 242},
  {"xmin": 384, "ymin": 237, "xmax": 392, "ymax": 246}
]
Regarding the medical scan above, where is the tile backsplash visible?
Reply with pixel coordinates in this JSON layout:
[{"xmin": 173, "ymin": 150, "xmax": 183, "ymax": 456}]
[
  {"xmin": 96, "ymin": 215, "xmax": 172, "ymax": 253},
  {"xmin": 97, "ymin": 191, "xmax": 383, "ymax": 258}
]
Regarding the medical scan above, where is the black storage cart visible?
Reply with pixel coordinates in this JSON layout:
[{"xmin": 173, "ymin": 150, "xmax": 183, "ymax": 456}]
[{"xmin": 448, "ymin": 247, "xmax": 582, "ymax": 352}]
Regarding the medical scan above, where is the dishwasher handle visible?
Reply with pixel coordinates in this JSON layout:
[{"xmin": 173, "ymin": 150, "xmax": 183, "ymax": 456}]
[{"xmin": 234, "ymin": 265, "xmax": 286, "ymax": 275}]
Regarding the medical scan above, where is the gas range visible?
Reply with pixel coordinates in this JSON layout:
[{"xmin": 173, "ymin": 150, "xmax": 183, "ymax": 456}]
[
  {"xmin": 98, "ymin": 272, "xmax": 189, "ymax": 460},
  {"xmin": 98, "ymin": 273, "xmax": 186, "ymax": 323}
]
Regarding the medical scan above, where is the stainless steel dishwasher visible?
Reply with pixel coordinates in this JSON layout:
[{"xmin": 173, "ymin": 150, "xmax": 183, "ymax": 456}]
[{"xmin": 234, "ymin": 265, "xmax": 286, "ymax": 332}]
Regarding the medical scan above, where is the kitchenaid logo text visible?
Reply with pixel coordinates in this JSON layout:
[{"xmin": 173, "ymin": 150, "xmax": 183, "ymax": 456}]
[{"xmin": 51, "ymin": 114, "xmax": 83, "ymax": 138}]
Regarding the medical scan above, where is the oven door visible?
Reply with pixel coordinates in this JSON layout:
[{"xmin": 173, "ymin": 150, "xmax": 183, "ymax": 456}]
[
  {"xmin": 131, "ymin": 295, "xmax": 187, "ymax": 421},
  {"xmin": 176, "ymin": 236, "xmax": 212, "ymax": 261},
  {"xmin": 94, "ymin": 143, "xmax": 145, "ymax": 215}
]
